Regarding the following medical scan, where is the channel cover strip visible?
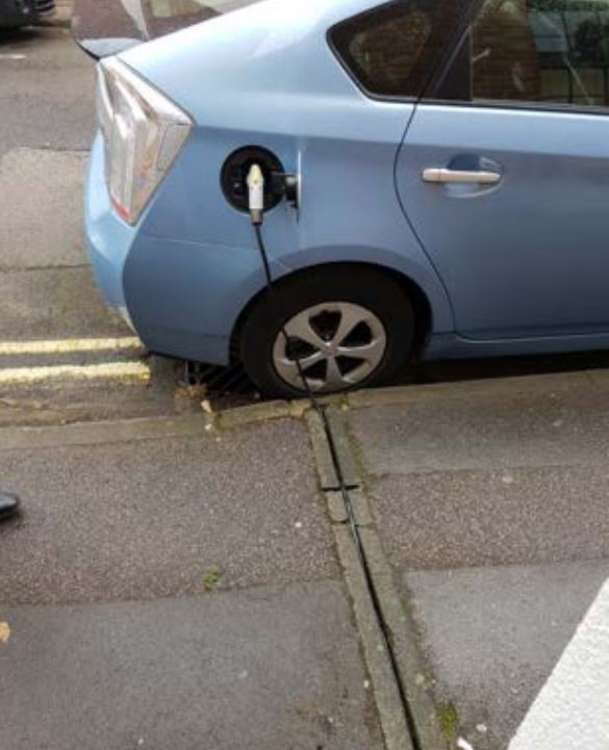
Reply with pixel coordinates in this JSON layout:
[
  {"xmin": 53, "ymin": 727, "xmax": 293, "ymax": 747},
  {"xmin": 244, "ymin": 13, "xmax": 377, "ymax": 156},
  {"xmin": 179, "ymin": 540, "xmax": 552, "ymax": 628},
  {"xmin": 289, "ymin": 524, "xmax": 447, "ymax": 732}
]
[
  {"xmin": 306, "ymin": 406, "xmax": 432, "ymax": 750},
  {"xmin": 317, "ymin": 406, "xmax": 450, "ymax": 750}
]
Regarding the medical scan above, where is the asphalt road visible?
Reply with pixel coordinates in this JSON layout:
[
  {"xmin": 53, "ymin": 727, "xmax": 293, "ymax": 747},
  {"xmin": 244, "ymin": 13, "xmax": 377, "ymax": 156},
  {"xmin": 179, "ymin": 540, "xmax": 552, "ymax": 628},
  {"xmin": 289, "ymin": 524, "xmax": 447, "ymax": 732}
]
[{"xmin": 0, "ymin": 26, "xmax": 93, "ymax": 158}]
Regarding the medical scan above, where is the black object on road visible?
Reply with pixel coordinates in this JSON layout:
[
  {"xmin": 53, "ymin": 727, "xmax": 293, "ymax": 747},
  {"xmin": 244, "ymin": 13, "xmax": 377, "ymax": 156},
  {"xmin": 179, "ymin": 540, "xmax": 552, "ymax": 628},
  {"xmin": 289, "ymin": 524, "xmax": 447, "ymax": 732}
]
[
  {"xmin": 0, "ymin": 0, "xmax": 55, "ymax": 30},
  {"xmin": 0, "ymin": 492, "xmax": 20, "ymax": 521}
]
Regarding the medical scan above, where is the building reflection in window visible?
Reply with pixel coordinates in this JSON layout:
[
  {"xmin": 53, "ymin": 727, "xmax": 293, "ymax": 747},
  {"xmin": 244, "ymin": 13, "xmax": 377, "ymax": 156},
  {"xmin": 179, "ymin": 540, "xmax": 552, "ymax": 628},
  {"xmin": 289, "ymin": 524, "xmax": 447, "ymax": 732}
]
[{"xmin": 473, "ymin": 0, "xmax": 609, "ymax": 107}]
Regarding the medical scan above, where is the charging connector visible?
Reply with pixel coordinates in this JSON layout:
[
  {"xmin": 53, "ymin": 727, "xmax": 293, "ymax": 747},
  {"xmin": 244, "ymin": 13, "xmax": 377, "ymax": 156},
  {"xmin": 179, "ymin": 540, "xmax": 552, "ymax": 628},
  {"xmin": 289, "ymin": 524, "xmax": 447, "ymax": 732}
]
[
  {"xmin": 247, "ymin": 163, "xmax": 314, "ymax": 401},
  {"xmin": 247, "ymin": 163, "xmax": 299, "ymax": 225},
  {"xmin": 247, "ymin": 164, "xmax": 265, "ymax": 226}
]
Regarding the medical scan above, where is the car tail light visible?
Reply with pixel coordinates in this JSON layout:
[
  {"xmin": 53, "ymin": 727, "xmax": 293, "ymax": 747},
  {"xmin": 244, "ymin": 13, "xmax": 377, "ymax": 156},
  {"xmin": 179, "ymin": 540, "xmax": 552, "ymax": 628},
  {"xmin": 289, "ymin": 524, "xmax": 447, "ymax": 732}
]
[{"xmin": 96, "ymin": 57, "xmax": 193, "ymax": 225}]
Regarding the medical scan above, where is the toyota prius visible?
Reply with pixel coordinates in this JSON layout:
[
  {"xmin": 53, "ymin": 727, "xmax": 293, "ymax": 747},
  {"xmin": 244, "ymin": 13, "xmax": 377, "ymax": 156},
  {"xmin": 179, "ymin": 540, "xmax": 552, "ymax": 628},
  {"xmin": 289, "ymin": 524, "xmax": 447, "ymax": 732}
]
[{"xmin": 78, "ymin": 0, "xmax": 609, "ymax": 397}]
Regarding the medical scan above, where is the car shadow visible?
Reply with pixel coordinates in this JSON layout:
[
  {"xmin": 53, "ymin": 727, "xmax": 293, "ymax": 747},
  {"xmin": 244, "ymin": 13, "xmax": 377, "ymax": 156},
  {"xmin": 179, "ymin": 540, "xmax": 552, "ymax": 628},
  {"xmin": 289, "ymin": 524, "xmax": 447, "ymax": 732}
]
[
  {"xmin": 406, "ymin": 349, "xmax": 609, "ymax": 386},
  {"xmin": 179, "ymin": 349, "xmax": 609, "ymax": 410},
  {"xmin": 0, "ymin": 27, "xmax": 46, "ymax": 44}
]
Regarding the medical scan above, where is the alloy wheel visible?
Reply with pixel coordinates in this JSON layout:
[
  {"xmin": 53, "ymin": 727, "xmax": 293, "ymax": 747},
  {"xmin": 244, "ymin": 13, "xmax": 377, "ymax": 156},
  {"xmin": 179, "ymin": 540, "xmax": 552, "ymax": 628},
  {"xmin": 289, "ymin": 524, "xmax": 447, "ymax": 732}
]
[{"xmin": 272, "ymin": 301, "xmax": 387, "ymax": 392}]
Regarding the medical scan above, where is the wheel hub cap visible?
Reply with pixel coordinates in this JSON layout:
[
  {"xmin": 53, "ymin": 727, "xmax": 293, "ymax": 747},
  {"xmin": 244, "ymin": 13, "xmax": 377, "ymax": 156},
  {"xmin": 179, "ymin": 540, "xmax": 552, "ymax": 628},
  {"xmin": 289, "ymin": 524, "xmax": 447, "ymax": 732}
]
[{"xmin": 272, "ymin": 302, "xmax": 387, "ymax": 393}]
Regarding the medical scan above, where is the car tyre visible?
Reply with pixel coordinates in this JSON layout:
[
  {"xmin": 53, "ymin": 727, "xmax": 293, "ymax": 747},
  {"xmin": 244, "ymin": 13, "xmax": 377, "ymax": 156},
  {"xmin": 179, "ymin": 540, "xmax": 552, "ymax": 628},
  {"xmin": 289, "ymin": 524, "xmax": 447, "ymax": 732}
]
[{"xmin": 240, "ymin": 265, "xmax": 415, "ymax": 398}]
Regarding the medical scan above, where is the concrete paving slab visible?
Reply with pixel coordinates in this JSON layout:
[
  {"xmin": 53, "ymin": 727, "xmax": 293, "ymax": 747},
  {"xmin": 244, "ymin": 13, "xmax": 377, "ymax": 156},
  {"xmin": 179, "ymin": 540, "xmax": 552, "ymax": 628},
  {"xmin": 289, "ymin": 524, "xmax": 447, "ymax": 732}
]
[
  {"xmin": 0, "ymin": 148, "xmax": 88, "ymax": 269},
  {"xmin": 347, "ymin": 381, "xmax": 609, "ymax": 569},
  {"xmin": 348, "ymin": 384, "xmax": 609, "ymax": 476},
  {"xmin": 365, "ymin": 464, "xmax": 609, "ymax": 570},
  {"xmin": 0, "ymin": 419, "xmax": 338, "ymax": 605},
  {"xmin": 0, "ymin": 581, "xmax": 384, "ymax": 750},
  {"xmin": 404, "ymin": 560, "xmax": 609, "ymax": 750}
]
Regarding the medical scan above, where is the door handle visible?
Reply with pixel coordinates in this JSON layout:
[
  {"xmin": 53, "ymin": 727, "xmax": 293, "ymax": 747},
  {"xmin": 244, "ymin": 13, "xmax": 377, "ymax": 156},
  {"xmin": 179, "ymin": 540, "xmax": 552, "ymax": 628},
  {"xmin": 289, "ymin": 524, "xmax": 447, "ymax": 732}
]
[{"xmin": 422, "ymin": 168, "xmax": 501, "ymax": 185}]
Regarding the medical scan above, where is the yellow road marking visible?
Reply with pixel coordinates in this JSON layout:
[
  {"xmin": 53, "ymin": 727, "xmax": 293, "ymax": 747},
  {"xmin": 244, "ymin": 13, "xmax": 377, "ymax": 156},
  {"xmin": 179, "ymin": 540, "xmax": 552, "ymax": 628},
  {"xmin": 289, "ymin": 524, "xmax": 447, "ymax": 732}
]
[
  {"xmin": 0, "ymin": 362, "xmax": 151, "ymax": 386},
  {"xmin": 0, "ymin": 337, "xmax": 144, "ymax": 356}
]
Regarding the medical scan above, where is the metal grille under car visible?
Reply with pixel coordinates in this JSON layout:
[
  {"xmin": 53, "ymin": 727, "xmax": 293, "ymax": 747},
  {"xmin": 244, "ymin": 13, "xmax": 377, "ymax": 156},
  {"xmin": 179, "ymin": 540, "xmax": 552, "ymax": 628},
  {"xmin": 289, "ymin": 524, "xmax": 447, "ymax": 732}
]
[{"xmin": 35, "ymin": 0, "xmax": 55, "ymax": 15}]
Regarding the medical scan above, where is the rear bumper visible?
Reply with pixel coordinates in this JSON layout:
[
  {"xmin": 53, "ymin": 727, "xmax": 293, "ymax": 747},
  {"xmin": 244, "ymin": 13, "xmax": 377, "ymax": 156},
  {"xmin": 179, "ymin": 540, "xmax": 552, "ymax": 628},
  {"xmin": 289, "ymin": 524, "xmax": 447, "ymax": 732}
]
[
  {"xmin": 84, "ymin": 134, "xmax": 135, "ymax": 325},
  {"xmin": 84, "ymin": 132, "xmax": 250, "ymax": 366}
]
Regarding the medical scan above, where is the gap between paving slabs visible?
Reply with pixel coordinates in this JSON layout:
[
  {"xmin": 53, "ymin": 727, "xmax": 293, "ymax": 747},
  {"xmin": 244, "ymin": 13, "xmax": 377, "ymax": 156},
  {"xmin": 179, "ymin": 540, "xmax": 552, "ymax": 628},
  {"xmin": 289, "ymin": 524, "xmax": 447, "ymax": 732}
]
[{"xmin": 304, "ymin": 404, "xmax": 450, "ymax": 750}]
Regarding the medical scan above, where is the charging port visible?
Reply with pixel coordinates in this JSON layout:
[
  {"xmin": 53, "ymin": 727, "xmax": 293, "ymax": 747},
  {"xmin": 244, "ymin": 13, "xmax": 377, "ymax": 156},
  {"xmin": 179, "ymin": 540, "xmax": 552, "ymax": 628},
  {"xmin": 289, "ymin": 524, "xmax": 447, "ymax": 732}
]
[
  {"xmin": 221, "ymin": 146, "xmax": 299, "ymax": 215},
  {"xmin": 221, "ymin": 146, "xmax": 284, "ymax": 214}
]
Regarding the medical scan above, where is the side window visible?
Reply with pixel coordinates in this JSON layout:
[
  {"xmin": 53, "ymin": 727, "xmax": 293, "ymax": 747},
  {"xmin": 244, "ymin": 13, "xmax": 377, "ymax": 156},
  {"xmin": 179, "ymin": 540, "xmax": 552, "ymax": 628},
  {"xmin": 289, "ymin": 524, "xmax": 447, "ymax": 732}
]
[
  {"xmin": 330, "ymin": 0, "xmax": 461, "ymax": 98},
  {"xmin": 471, "ymin": 0, "xmax": 609, "ymax": 107}
]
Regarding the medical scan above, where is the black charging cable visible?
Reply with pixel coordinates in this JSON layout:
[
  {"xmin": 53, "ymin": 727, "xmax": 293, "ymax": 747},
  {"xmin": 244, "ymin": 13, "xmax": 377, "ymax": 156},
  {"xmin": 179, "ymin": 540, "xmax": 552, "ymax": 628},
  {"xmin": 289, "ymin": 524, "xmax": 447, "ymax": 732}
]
[{"xmin": 247, "ymin": 164, "xmax": 319, "ymax": 403}]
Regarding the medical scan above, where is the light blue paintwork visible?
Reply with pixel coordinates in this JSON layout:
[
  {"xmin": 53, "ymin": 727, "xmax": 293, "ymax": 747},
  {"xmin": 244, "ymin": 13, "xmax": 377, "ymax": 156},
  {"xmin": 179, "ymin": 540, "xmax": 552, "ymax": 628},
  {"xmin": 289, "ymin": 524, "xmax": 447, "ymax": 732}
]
[
  {"xmin": 396, "ymin": 103, "xmax": 609, "ymax": 357},
  {"xmin": 85, "ymin": 133, "xmax": 137, "ymax": 334},
  {"xmin": 85, "ymin": 0, "xmax": 609, "ymax": 368}
]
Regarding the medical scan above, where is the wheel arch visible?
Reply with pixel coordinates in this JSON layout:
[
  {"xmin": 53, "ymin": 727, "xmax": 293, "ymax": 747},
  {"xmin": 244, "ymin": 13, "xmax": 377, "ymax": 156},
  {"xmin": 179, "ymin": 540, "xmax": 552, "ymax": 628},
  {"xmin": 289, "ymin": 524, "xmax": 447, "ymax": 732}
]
[{"xmin": 230, "ymin": 261, "xmax": 433, "ymax": 363}]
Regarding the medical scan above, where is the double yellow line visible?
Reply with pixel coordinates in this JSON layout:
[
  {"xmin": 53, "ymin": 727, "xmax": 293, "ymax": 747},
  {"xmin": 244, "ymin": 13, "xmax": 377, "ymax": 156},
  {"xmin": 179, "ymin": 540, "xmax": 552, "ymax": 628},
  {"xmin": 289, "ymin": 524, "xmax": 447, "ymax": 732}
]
[{"xmin": 0, "ymin": 337, "xmax": 150, "ymax": 386}]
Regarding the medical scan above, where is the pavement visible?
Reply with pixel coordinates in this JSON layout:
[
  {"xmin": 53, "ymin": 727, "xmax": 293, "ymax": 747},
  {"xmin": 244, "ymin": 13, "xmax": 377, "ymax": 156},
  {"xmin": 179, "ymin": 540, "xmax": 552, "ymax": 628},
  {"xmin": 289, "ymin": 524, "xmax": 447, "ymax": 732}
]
[
  {"xmin": 2, "ymin": 586, "xmax": 377, "ymax": 750},
  {"xmin": 2, "ymin": 371, "xmax": 609, "ymax": 749}
]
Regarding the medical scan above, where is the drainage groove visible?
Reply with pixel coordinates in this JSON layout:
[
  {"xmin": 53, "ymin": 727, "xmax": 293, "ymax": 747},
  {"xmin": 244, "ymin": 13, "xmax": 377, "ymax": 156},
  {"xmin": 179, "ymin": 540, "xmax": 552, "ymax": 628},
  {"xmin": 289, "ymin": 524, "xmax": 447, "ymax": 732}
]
[{"xmin": 318, "ymin": 405, "xmax": 423, "ymax": 750}]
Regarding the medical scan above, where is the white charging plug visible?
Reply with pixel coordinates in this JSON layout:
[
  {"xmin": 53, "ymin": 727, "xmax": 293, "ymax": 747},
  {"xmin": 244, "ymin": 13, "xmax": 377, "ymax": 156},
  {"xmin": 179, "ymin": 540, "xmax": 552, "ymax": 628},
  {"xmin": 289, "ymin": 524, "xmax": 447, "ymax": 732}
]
[{"xmin": 247, "ymin": 164, "xmax": 265, "ymax": 225}]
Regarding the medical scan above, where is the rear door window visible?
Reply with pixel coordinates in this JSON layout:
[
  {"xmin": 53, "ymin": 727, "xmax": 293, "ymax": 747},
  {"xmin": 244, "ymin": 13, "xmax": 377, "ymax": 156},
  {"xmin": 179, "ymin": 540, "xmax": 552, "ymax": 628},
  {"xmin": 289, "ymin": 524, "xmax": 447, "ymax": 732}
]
[
  {"xmin": 330, "ymin": 0, "xmax": 466, "ymax": 99},
  {"xmin": 435, "ymin": 0, "xmax": 609, "ymax": 109},
  {"xmin": 473, "ymin": 0, "xmax": 609, "ymax": 107}
]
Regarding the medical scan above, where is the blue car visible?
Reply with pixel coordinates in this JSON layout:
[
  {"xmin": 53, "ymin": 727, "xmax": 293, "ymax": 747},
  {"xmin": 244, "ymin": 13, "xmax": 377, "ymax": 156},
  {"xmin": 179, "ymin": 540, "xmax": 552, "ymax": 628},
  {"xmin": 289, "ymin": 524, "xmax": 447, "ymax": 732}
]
[{"xmin": 81, "ymin": 0, "xmax": 609, "ymax": 397}]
